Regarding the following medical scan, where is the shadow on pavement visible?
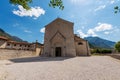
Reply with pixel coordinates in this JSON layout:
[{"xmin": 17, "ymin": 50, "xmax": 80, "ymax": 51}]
[
  {"xmin": 109, "ymin": 54, "xmax": 120, "ymax": 60},
  {"xmin": 9, "ymin": 56, "xmax": 74, "ymax": 63}
]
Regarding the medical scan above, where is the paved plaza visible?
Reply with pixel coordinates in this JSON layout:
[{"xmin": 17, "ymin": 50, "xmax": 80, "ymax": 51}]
[{"xmin": 0, "ymin": 56, "xmax": 120, "ymax": 80}]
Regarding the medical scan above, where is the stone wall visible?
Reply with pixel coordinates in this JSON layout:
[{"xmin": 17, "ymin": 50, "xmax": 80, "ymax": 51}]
[
  {"xmin": 36, "ymin": 47, "xmax": 43, "ymax": 56},
  {"xmin": 43, "ymin": 18, "xmax": 76, "ymax": 57},
  {"xmin": 0, "ymin": 40, "xmax": 6, "ymax": 48},
  {"xmin": 75, "ymin": 41, "xmax": 90, "ymax": 56},
  {"xmin": 0, "ymin": 48, "xmax": 37, "ymax": 60}
]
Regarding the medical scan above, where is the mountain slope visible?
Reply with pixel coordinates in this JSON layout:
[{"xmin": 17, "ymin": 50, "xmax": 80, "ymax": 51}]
[
  {"xmin": 0, "ymin": 28, "xmax": 23, "ymax": 42},
  {"xmin": 84, "ymin": 37, "xmax": 116, "ymax": 49}
]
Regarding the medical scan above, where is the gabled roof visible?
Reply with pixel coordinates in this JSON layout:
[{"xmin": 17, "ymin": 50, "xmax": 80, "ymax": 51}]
[
  {"xmin": 7, "ymin": 41, "xmax": 32, "ymax": 45},
  {"xmin": 45, "ymin": 18, "xmax": 74, "ymax": 27}
]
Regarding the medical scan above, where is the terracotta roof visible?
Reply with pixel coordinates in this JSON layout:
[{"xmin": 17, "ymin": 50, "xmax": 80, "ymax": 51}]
[
  {"xmin": 7, "ymin": 41, "xmax": 32, "ymax": 45},
  {"xmin": 0, "ymin": 36, "xmax": 8, "ymax": 40},
  {"xmin": 0, "ymin": 36, "xmax": 35, "ymax": 45}
]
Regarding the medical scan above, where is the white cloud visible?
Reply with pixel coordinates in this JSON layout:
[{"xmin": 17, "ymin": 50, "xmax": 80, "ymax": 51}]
[
  {"xmin": 76, "ymin": 23, "xmax": 113, "ymax": 38},
  {"xmin": 70, "ymin": 0, "xmax": 92, "ymax": 5},
  {"xmin": 111, "ymin": 27, "xmax": 120, "ymax": 33},
  {"xmin": 77, "ymin": 29, "xmax": 97, "ymax": 38},
  {"xmin": 13, "ymin": 5, "xmax": 45, "ymax": 19},
  {"xmin": 87, "ymin": 29, "xmax": 97, "ymax": 36},
  {"xmin": 81, "ymin": 26, "xmax": 85, "ymax": 29},
  {"xmin": 71, "ymin": 0, "xmax": 85, "ymax": 3},
  {"xmin": 77, "ymin": 30, "xmax": 88, "ymax": 38},
  {"xmin": 88, "ymin": 23, "xmax": 113, "ymax": 35},
  {"xmin": 94, "ymin": 23, "xmax": 113, "ymax": 31},
  {"xmin": 40, "ymin": 27, "xmax": 45, "ymax": 33},
  {"xmin": 70, "ymin": 14, "xmax": 75, "ymax": 18},
  {"xmin": 114, "ymin": 28, "xmax": 120, "ymax": 32},
  {"xmin": 24, "ymin": 30, "xmax": 32, "ymax": 33},
  {"xmin": 94, "ymin": 5, "xmax": 106, "ymax": 12},
  {"xmin": 110, "ymin": 0, "xmax": 115, "ymax": 4},
  {"xmin": 104, "ymin": 31, "xmax": 110, "ymax": 34}
]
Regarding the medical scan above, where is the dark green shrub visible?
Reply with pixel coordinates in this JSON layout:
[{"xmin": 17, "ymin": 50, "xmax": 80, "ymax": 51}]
[
  {"xmin": 115, "ymin": 41, "xmax": 120, "ymax": 52},
  {"xmin": 91, "ymin": 49, "xmax": 112, "ymax": 54}
]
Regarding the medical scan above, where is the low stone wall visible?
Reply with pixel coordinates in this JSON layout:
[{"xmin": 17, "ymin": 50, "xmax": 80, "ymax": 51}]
[
  {"xmin": 108, "ymin": 53, "xmax": 120, "ymax": 60},
  {"xmin": 0, "ymin": 48, "xmax": 36, "ymax": 60}
]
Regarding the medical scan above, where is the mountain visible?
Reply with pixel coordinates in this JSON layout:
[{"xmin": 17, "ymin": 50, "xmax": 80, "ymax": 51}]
[
  {"xmin": 11, "ymin": 36, "xmax": 23, "ymax": 42},
  {"xmin": 0, "ymin": 28, "xmax": 23, "ymax": 42},
  {"xmin": 84, "ymin": 37, "xmax": 116, "ymax": 49}
]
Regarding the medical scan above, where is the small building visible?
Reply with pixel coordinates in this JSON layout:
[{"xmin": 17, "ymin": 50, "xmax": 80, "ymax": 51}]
[
  {"xmin": 0, "ymin": 36, "xmax": 36, "ymax": 51},
  {"xmin": 6, "ymin": 41, "xmax": 35, "ymax": 50},
  {"xmin": 0, "ymin": 36, "xmax": 8, "ymax": 48},
  {"xmin": 42, "ymin": 18, "xmax": 91, "ymax": 57},
  {"xmin": 74, "ymin": 35, "xmax": 90, "ymax": 56}
]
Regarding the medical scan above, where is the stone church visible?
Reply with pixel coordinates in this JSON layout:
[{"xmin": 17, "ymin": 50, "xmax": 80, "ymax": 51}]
[{"xmin": 42, "ymin": 18, "xmax": 90, "ymax": 57}]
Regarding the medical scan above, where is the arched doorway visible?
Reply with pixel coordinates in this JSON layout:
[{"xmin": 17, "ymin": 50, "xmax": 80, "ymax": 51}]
[{"xmin": 55, "ymin": 47, "xmax": 61, "ymax": 57}]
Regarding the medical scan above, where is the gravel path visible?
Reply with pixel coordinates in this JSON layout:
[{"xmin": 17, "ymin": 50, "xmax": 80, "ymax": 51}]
[{"xmin": 0, "ymin": 56, "xmax": 120, "ymax": 80}]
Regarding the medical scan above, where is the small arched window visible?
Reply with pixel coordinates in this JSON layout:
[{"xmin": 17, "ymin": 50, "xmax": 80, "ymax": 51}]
[
  {"xmin": 7, "ymin": 43, "xmax": 10, "ymax": 46},
  {"xmin": 78, "ymin": 42, "xmax": 83, "ymax": 45},
  {"xmin": 14, "ymin": 44, "xmax": 16, "ymax": 46}
]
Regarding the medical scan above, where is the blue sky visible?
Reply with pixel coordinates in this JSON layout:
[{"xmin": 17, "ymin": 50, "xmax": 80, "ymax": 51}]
[{"xmin": 0, "ymin": 0, "xmax": 120, "ymax": 43}]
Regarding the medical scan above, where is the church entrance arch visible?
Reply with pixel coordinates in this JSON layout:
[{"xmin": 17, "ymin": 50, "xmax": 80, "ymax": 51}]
[{"xmin": 55, "ymin": 47, "xmax": 61, "ymax": 57}]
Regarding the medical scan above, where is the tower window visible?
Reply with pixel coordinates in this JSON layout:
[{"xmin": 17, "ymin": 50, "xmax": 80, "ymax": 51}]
[
  {"xmin": 78, "ymin": 42, "xmax": 83, "ymax": 45},
  {"xmin": 7, "ymin": 43, "xmax": 10, "ymax": 46}
]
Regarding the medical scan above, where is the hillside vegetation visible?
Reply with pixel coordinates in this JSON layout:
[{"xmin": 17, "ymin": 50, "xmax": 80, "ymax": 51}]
[{"xmin": 0, "ymin": 28, "xmax": 23, "ymax": 42}]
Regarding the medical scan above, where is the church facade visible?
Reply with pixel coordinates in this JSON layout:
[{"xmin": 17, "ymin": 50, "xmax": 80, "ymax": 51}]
[{"xmin": 43, "ymin": 18, "xmax": 91, "ymax": 57}]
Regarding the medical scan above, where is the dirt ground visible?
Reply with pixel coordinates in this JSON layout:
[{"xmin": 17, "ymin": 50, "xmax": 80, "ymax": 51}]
[{"xmin": 0, "ymin": 56, "xmax": 120, "ymax": 80}]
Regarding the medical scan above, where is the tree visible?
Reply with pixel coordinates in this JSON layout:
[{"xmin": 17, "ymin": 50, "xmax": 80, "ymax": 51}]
[
  {"xmin": 114, "ymin": 6, "xmax": 120, "ymax": 13},
  {"xmin": 115, "ymin": 41, "xmax": 120, "ymax": 52},
  {"xmin": 9, "ymin": 0, "xmax": 120, "ymax": 12},
  {"xmin": 9, "ymin": 0, "xmax": 64, "ymax": 10}
]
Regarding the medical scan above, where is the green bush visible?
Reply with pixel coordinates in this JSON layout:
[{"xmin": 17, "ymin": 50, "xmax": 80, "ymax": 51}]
[
  {"xmin": 115, "ymin": 41, "xmax": 120, "ymax": 52},
  {"xmin": 91, "ymin": 49, "xmax": 112, "ymax": 54}
]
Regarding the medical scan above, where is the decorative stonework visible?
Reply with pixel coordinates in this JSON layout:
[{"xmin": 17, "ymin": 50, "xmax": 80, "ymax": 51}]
[{"xmin": 43, "ymin": 18, "xmax": 91, "ymax": 57}]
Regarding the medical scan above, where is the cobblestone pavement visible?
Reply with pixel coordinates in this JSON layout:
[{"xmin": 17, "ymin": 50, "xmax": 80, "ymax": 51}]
[{"xmin": 0, "ymin": 56, "xmax": 120, "ymax": 80}]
